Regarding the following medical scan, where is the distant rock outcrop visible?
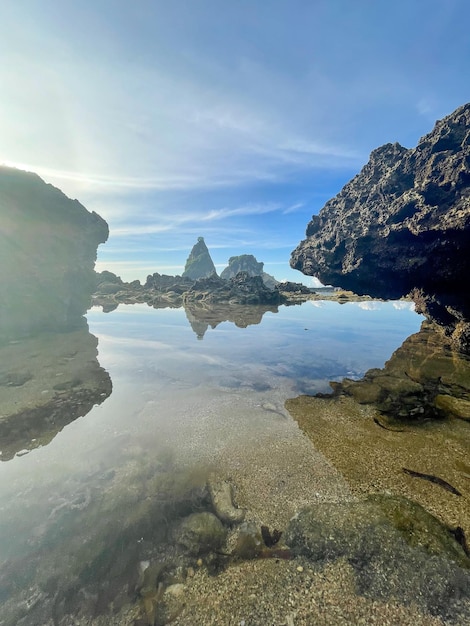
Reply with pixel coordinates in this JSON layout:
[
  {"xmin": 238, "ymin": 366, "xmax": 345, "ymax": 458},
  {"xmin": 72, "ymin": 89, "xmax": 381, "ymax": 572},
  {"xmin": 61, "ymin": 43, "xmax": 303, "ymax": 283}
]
[
  {"xmin": 220, "ymin": 254, "xmax": 278, "ymax": 289},
  {"xmin": 291, "ymin": 103, "xmax": 470, "ymax": 351},
  {"xmin": 182, "ymin": 237, "xmax": 217, "ymax": 279},
  {"xmin": 183, "ymin": 272, "xmax": 283, "ymax": 306},
  {"xmin": 0, "ymin": 166, "xmax": 108, "ymax": 340}
]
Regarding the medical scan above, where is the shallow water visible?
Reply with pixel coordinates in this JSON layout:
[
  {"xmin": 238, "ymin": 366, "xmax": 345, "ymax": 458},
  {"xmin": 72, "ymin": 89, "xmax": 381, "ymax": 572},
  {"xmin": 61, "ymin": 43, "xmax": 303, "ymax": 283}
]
[{"xmin": 0, "ymin": 300, "xmax": 423, "ymax": 622}]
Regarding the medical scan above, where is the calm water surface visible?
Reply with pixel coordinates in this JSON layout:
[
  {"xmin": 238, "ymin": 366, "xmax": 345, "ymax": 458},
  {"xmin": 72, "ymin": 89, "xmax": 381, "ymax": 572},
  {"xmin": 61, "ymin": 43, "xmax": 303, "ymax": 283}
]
[{"xmin": 0, "ymin": 300, "xmax": 423, "ymax": 618}]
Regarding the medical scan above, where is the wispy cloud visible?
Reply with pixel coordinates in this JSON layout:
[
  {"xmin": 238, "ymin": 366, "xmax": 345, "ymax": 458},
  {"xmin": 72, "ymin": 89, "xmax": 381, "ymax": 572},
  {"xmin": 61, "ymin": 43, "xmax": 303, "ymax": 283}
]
[
  {"xmin": 200, "ymin": 202, "xmax": 281, "ymax": 221},
  {"xmin": 109, "ymin": 202, "xmax": 284, "ymax": 237},
  {"xmin": 283, "ymin": 202, "xmax": 305, "ymax": 215}
]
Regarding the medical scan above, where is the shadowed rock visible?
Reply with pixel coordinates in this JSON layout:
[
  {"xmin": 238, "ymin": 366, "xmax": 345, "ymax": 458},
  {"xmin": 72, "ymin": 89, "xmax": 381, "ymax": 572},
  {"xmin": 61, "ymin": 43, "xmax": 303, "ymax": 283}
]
[
  {"xmin": 291, "ymin": 103, "xmax": 470, "ymax": 351},
  {"xmin": 0, "ymin": 166, "xmax": 108, "ymax": 341}
]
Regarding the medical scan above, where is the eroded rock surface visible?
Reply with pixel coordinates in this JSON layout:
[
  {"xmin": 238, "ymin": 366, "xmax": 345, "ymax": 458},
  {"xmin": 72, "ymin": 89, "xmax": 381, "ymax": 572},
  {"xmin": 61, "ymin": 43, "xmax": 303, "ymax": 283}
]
[
  {"xmin": 291, "ymin": 103, "xmax": 470, "ymax": 350},
  {"xmin": 286, "ymin": 495, "xmax": 470, "ymax": 620},
  {"xmin": 183, "ymin": 272, "xmax": 283, "ymax": 306},
  {"xmin": 182, "ymin": 236, "xmax": 217, "ymax": 279},
  {"xmin": 220, "ymin": 254, "xmax": 278, "ymax": 289}
]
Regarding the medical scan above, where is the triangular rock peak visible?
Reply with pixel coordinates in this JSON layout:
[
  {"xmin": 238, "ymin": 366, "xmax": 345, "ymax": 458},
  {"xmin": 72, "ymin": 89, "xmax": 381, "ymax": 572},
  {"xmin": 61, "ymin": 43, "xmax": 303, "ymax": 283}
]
[{"xmin": 182, "ymin": 237, "xmax": 217, "ymax": 279}]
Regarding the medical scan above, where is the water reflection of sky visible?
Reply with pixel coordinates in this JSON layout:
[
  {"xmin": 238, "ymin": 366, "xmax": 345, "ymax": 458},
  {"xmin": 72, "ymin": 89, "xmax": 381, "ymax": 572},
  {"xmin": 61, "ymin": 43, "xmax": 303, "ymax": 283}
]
[
  {"xmin": 86, "ymin": 300, "xmax": 421, "ymax": 385},
  {"xmin": 0, "ymin": 300, "xmax": 423, "ymax": 561}
]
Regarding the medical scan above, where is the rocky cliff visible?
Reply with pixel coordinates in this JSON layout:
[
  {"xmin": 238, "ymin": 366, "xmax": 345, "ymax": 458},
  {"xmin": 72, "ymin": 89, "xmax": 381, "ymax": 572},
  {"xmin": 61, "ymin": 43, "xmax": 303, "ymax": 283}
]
[
  {"xmin": 291, "ymin": 103, "xmax": 470, "ymax": 350},
  {"xmin": 220, "ymin": 254, "xmax": 278, "ymax": 288},
  {"xmin": 182, "ymin": 237, "xmax": 217, "ymax": 279},
  {"xmin": 0, "ymin": 166, "xmax": 108, "ymax": 340}
]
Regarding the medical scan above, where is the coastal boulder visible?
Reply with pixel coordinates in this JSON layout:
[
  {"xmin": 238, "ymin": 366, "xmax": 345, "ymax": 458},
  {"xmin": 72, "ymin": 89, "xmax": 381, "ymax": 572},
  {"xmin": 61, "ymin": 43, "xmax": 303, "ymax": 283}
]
[
  {"xmin": 172, "ymin": 512, "xmax": 227, "ymax": 556},
  {"xmin": 291, "ymin": 103, "xmax": 470, "ymax": 350},
  {"xmin": 285, "ymin": 495, "xmax": 470, "ymax": 619},
  {"xmin": 0, "ymin": 166, "xmax": 108, "ymax": 340},
  {"xmin": 183, "ymin": 272, "xmax": 283, "ymax": 306}
]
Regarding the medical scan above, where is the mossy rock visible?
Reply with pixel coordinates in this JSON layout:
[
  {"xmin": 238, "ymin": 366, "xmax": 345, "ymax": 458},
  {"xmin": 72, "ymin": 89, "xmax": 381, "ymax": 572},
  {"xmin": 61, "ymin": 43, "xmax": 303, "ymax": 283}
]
[
  {"xmin": 285, "ymin": 494, "xmax": 470, "ymax": 620},
  {"xmin": 435, "ymin": 394, "xmax": 470, "ymax": 420},
  {"xmin": 173, "ymin": 512, "xmax": 227, "ymax": 556}
]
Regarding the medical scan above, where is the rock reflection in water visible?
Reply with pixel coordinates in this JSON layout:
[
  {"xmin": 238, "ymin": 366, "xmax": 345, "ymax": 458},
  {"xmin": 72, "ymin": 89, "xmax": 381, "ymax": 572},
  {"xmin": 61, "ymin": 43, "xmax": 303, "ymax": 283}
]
[
  {"xmin": 0, "ymin": 320, "xmax": 112, "ymax": 461},
  {"xmin": 184, "ymin": 302, "xmax": 279, "ymax": 339}
]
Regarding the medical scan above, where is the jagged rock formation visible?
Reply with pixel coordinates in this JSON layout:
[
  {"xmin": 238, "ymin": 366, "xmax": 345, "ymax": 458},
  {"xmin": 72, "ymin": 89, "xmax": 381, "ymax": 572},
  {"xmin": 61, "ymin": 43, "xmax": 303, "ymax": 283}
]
[
  {"xmin": 183, "ymin": 272, "xmax": 283, "ymax": 306},
  {"xmin": 0, "ymin": 166, "xmax": 108, "ymax": 340},
  {"xmin": 182, "ymin": 237, "xmax": 217, "ymax": 279},
  {"xmin": 291, "ymin": 103, "xmax": 470, "ymax": 351},
  {"xmin": 220, "ymin": 254, "xmax": 278, "ymax": 289}
]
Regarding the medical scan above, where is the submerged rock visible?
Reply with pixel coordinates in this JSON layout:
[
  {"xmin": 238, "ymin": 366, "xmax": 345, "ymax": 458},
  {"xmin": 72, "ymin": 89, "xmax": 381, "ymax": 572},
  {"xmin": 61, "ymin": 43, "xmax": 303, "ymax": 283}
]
[
  {"xmin": 209, "ymin": 480, "xmax": 245, "ymax": 524},
  {"xmin": 330, "ymin": 320, "xmax": 470, "ymax": 421},
  {"xmin": 0, "ymin": 322, "xmax": 112, "ymax": 460},
  {"xmin": 285, "ymin": 495, "xmax": 470, "ymax": 619},
  {"xmin": 173, "ymin": 512, "xmax": 227, "ymax": 556}
]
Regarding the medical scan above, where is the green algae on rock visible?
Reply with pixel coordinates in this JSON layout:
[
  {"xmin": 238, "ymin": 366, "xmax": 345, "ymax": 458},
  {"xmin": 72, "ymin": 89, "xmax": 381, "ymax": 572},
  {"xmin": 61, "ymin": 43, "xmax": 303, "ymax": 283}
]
[
  {"xmin": 285, "ymin": 495, "xmax": 470, "ymax": 620},
  {"xmin": 329, "ymin": 321, "xmax": 470, "ymax": 422}
]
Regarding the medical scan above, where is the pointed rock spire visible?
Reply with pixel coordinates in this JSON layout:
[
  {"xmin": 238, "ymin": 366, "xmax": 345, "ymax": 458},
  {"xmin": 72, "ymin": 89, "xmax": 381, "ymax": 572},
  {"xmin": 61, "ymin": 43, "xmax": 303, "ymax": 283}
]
[{"xmin": 182, "ymin": 237, "xmax": 217, "ymax": 279}]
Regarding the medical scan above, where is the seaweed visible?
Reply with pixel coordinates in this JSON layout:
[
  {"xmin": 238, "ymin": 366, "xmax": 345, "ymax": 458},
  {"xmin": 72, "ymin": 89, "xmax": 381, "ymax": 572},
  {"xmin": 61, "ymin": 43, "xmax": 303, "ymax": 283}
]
[
  {"xmin": 261, "ymin": 525, "xmax": 282, "ymax": 547},
  {"xmin": 402, "ymin": 467, "xmax": 462, "ymax": 496},
  {"xmin": 450, "ymin": 526, "xmax": 470, "ymax": 558},
  {"xmin": 373, "ymin": 417, "xmax": 405, "ymax": 432}
]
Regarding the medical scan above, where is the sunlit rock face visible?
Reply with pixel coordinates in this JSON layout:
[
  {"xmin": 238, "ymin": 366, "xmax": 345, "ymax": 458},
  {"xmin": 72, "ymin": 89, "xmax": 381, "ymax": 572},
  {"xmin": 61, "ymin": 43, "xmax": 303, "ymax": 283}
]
[
  {"xmin": 220, "ymin": 254, "xmax": 279, "ymax": 289},
  {"xmin": 0, "ymin": 166, "xmax": 108, "ymax": 340},
  {"xmin": 291, "ymin": 103, "xmax": 470, "ymax": 350},
  {"xmin": 182, "ymin": 236, "xmax": 217, "ymax": 279}
]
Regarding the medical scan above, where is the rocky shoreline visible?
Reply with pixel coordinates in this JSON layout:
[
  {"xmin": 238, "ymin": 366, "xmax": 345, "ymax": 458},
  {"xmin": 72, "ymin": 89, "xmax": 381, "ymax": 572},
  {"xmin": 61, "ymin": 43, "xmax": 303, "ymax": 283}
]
[{"xmin": 92, "ymin": 269, "xmax": 383, "ymax": 313}]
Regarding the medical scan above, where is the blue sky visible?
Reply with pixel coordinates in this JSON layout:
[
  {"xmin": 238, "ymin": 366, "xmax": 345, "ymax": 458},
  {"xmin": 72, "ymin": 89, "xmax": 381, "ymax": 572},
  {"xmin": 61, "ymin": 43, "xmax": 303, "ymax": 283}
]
[{"xmin": 1, "ymin": 1, "xmax": 469, "ymax": 284}]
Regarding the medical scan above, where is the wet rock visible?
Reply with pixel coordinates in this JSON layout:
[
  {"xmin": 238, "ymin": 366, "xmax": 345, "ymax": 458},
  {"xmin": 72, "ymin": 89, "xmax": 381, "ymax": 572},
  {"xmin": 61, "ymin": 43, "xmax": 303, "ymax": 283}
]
[
  {"xmin": 173, "ymin": 512, "xmax": 227, "ymax": 556},
  {"xmin": 157, "ymin": 584, "xmax": 186, "ymax": 626},
  {"xmin": 330, "ymin": 321, "xmax": 470, "ymax": 421},
  {"xmin": 285, "ymin": 495, "xmax": 470, "ymax": 619},
  {"xmin": 233, "ymin": 522, "xmax": 264, "ymax": 560},
  {"xmin": 209, "ymin": 480, "xmax": 245, "ymax": 525},
  {"xmin": 434, "ymin": 394, "xmax": 470, "ymax": 420}
]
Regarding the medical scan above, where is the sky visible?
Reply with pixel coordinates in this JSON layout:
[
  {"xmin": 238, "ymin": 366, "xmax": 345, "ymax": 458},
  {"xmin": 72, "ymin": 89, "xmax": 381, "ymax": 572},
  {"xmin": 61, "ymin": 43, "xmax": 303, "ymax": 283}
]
[{"xmin": 1, "ymin": 1, "xmax": 469, "ymax": 284}]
